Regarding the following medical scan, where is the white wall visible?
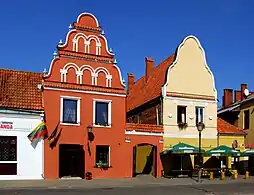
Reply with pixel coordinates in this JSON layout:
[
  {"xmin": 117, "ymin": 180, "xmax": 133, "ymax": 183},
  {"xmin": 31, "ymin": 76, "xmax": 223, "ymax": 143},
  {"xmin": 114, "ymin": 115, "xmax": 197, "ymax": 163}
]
[{"xmin": 0, "ymin": 110, "xmax": 43, "ymax": 180}]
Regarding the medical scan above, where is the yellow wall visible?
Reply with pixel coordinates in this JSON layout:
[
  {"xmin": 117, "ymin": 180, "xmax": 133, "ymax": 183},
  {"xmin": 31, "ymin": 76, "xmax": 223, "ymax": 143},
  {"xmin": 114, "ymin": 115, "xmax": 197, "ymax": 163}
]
[
  {"xmin": 164, "ymin": 137, "xmax": 217, "ymax": 151},
  {"xmin": 218, "ymin": 135, "xmax": 245, "ymax": 151},
  {"xmin": 135, "ymin": 145, "xmax": 153, "ymax": 174},
  {"xmin": 237, "ymin": 101, "xmax": 254, "ymax": 145}
]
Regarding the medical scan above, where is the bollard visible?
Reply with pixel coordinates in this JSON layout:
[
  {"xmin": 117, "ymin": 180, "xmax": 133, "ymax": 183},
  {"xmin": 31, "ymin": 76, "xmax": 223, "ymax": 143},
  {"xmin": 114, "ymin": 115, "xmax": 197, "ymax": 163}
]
[
  {"xmin": 245, "ymin": 171, "xmax": 249, "ymax": 179},
  {"xmin": 221, "ymin": 172, "xmax": 225, "ymax": 180},
  {"xmin": 233, "ymin": 171, "xmax": 238, "ymax": 180},
  {"xmin": 209, "ymin": 172, "xmax": 214, "ymax": 180}
]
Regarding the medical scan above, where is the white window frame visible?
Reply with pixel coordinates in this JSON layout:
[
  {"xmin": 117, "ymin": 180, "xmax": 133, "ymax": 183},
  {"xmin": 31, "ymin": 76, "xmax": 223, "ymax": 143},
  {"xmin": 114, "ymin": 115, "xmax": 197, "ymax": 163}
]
[
  {"xmin": 93, "ymin": 99, "xmax": 112, "ymax": 128},
  {"xmin": 60, "ymin": 96, "xmax": 81, "ymax": 126},
  {"xmin": 196, "ymin": 106, "xmax": 205, "ymax": 124},
  {"xmin": 96, "ymin": 145, "xmax": 110, "ymax": 167}
]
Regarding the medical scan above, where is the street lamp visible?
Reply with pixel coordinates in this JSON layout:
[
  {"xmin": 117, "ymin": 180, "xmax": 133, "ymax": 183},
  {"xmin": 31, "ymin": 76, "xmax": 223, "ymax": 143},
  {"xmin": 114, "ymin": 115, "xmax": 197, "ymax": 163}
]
[
  {"xmin": 197, "ymin": 122, "xmax": 205, "ymax": 183},
  {"xmin": 87, "ymin": 125, "xmax": 93, "ymax": 133}
]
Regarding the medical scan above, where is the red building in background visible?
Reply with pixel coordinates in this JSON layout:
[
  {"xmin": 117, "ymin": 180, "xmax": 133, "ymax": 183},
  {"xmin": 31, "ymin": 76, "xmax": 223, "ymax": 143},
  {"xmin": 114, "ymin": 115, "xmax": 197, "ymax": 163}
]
[{"xmin": 42, "ymin": 12, "xmax": 163, "ymax": 179}]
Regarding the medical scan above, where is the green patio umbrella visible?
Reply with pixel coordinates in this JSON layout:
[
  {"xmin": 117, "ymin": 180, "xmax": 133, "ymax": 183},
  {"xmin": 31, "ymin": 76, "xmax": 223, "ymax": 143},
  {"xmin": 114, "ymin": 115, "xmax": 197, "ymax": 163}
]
[
  {"xmin": 204, "ymin": 145, "xmax": 241, "ymax": 157},
  {"xmin": 162, "ymin": 142, "xmax": 204, "ymax": 176},
  {"xmin": 242, "ymin": 149, "xmax": 254, "ymax": 156},
  {"xmin": 163, "ymin": 142, "xmax": 204, "ymax": 154}
]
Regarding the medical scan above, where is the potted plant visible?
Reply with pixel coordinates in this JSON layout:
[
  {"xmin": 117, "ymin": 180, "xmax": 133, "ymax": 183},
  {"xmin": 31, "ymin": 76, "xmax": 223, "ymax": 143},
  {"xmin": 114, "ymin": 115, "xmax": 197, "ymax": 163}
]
[
  {"xmin": 96, "ymin": 160, "xmax": 108, "ymax": 168},
  {"xmin": 85, "ymin": 172, "xmax": 92, "ymax": 180},
  {"xmin": 178, "ymin": 122, "xmax": 188, "ymax": 130}
]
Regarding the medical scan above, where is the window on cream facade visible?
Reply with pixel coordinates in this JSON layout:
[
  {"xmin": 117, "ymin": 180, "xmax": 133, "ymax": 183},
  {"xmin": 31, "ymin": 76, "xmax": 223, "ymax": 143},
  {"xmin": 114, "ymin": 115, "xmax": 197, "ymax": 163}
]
[
  {"xmin": 93, "ymin": 99, "xmax": 112, "ymax": 127},
  {"xmin": 195, "ymin": 107, "xmax": 204, "ymax": 124},
  {"xmin": 177, "ymin": 105, "xmax": 187, "ymax": 124},
  {"xmin": 60, "ymin": 96, "xmax": 81, "ymax": 125}
]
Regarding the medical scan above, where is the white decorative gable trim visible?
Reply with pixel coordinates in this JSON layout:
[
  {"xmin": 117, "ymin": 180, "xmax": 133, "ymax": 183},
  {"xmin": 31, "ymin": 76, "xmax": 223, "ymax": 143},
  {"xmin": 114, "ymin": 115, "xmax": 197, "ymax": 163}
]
[
  {"xmin": 72, "ymin": 33, "xmax": 102, "ymax": 55},
  {"xmin": 162, "ymin": 35, "xmax": 217, "ymax": 99},
  {"xmin": 60, "ymin": 63, "xmax": 112, "ymax": 87},
  {"xmin": 77, "ymin": 12, "xmax": 99, "ymax": 27}
]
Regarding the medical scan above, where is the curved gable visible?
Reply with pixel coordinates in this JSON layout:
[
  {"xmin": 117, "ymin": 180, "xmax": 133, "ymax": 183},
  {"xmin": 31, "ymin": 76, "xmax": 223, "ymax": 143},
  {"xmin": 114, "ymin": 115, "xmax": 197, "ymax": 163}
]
[{"xmin": 164, "ymin": 35, "xmax": 217, "ymax": 99}]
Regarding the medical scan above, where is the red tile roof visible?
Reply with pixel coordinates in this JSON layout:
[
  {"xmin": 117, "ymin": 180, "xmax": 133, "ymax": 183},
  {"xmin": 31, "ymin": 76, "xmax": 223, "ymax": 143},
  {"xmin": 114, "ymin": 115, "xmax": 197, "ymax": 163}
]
[
  {"xmin": 127, "ymin": 54, "xmax": 175, "ymax": 111},
  {"xmin": 0, "ymin": 69, "xmax": 43, "ymax": 111},
  {"xmin": 217, "ymin": 117, "xmax": 245, "ymax": 135}
]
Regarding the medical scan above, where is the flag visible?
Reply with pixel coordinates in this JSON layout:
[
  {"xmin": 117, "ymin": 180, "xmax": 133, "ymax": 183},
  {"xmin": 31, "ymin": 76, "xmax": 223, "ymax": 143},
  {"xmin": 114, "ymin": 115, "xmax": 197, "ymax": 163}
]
[
  {"xmin": 48, "ymin": 122, "xmax": 59, "ymax": 144},
  {"xmin": 28, "ymin": 121, "xmax": 48, "ymax": 142}
]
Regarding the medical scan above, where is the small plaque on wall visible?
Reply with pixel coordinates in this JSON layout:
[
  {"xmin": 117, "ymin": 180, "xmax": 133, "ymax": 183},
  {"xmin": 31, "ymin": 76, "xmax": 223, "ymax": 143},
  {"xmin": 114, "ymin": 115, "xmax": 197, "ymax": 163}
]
[{"xmin": 168, "ymin": 113, "xmax": 172, "ymax": 119}]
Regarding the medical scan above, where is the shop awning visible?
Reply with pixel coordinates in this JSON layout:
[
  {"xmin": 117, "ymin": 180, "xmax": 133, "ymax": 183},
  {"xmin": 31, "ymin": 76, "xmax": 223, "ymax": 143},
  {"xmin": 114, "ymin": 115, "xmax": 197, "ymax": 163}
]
[
  {"xmin": 162, "ymin": 142, "xmax": 204, "ymax": 154},
  {"xmin": 242, "ymin": 149, "xmax": 254, "ymax": 156},
  {"xmin": 204, "ymin": 145, "xmax": 241, "ymax": 156}
]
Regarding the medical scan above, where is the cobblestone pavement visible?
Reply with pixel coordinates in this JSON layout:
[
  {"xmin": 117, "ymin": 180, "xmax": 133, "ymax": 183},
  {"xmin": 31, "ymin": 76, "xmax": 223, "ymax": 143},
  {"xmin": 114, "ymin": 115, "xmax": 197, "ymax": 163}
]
[
  {"xmin": 0, "ymin": 176, "xmax": 253, "ymax": 190},
  {"xmin": 1, "ymin": 183, "xmax": 254, "ymax": 195}
]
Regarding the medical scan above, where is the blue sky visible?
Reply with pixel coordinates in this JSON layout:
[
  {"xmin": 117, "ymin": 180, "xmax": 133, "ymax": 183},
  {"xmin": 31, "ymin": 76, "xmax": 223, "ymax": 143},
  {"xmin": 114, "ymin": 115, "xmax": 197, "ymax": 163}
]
[{"xmin": 0, "ymin": 0, "xmax": 253, "ymax": 104}]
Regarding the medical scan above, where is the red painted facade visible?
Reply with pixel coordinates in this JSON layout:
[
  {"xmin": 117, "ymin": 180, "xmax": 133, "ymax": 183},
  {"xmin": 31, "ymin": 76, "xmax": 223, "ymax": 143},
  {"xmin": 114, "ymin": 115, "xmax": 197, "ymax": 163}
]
[{"xmin": 42, "ymin": 13, "xmax": 163, "ymax": 179}]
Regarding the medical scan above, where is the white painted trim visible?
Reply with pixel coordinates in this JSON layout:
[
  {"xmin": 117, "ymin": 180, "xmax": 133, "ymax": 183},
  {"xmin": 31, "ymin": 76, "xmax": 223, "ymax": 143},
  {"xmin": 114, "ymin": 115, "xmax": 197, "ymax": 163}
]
[
  {"xmin": 44, "ymin": 86, "xmax": 126, "ymax": 97},
  {"xmin": 162, "ymin": 35, "xmax": 217, "ymax": 99},
  {"xmin": 113, "ymin": 64, "xmax": 126, "ymax": 87},
  {"xmin": 60, "ymin": 122, "xmax": 80, "ymax": 126},
  {"xmin": 0, "ymin": 161, "xmax": 17, "ymax": 164},
  {"xmin": 163, "ymin": 134, "xmax": 217, "ymax": 139},
  {"xmin": 165, "ymin": 96, "xmax": 217, "ymax": 103},
  {"xmin": 57, "ymin": 29, "xmax": 77, "ymax": 48},
  {"xmin": 44, "ymin": 57, "xmax": 60, "ymax": 78},
  {"xmin": 195, "ymin": 106, "xmax": 205, "ymax": 123},
  {"xmin": 99, "ymin": 34, "xmax": 115, "ymax": 56},
  {"xmin": 77, "ymin": 12, "xmax": 99, "ymax": 27},
  {"xmin": 93, "ymin": 99, "xmax": 112, "ymax": 128},
  {"xmin": 108, "ymin": 145, "xmax": 111, "ymax": 167},
  {"xmin": 125, "ymin": 130, "xmax": 163, "ymax": 136},
  {"xmin": 60, "ymin": 96, "xmax": 81, "ymax": 125}
]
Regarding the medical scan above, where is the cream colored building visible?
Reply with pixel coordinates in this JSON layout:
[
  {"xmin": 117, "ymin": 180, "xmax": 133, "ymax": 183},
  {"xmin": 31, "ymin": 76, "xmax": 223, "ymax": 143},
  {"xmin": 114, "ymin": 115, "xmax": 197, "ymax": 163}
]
[{"xmin": 161, "ymin": 36, "xmax": 218, "ymax": 150}]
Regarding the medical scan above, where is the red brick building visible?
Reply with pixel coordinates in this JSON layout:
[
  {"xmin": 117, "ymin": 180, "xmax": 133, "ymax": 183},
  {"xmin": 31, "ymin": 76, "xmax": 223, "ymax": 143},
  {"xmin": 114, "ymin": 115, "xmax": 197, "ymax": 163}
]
[{"xmin": 42, "ymin": 13, "xmax": 163, "ymax": 179}]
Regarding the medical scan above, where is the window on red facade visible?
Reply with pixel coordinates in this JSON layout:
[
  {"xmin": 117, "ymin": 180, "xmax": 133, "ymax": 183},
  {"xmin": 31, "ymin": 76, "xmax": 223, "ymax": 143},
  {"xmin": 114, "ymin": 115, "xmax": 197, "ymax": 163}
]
[
  {"xmin": 96, "ymin": 145, "xmax": 110, "ymax": 167},
  {"xmin": 63, "ymin": 99, "xmax": 78, "ymax": 124},
  {"xmin": 95, "ymin": 102, "xmax": 109, "ymax": 126}
]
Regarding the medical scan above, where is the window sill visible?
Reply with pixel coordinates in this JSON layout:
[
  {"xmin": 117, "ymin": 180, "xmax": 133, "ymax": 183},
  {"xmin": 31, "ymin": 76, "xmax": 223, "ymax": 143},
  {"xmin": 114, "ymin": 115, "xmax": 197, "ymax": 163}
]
[
  {"xmin": 0, "ymin": 161, "xmax": 17, "ymax": 164},
  {"xmin": 94, "ymin": 165, "xmax": 112, "ymax": 169},
  {"xmin": 93, "ymin": 124, "xmax": 111, "ymax": 128},
  {"xmin": 60, "ymin": 122, "xmax": 80, "ymax": 126}
]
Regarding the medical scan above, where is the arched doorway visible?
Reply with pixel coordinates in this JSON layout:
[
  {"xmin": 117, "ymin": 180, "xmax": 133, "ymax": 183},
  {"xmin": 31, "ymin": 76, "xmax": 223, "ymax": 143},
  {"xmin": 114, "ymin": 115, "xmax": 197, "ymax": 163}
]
[{"xmin": 133, "ymin": 144, "xmax": 157, "ymax": 177}]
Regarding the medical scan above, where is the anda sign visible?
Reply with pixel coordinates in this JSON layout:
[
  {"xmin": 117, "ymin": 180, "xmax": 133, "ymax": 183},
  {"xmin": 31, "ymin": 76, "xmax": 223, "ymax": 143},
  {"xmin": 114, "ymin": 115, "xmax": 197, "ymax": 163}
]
[{"xmin": 0, "ymin": 121, "xmax": 13, "ymax": 130}]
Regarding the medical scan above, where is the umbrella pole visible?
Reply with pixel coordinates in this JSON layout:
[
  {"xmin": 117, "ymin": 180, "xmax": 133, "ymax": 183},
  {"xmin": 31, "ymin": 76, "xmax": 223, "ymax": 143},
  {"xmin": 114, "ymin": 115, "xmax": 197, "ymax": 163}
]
[{"xmin": 181, "ymin": 155, "xmax": 183, "ymax": 176}]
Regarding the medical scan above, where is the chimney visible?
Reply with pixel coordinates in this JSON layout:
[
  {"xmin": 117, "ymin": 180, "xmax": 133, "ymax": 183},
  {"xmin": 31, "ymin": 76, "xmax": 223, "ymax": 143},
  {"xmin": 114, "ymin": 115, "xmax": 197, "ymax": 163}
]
[
  {"xmin": 127, "ymin": 73, "xmax": 135, "ymax": 94},
  {"xmin": 234, "ymin": 90, "xmax": 241, "ymax": 102},
  {"xmin": 241, "ymin": 84, "xmax": 247, "ymax": 100},
  {"xmin": 223, "ymin": 89, "xmax": 233, "ymax": 107},
  {"xmin": 145, "ymin": 57, "xmax": 154, "ymax": 82}
]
